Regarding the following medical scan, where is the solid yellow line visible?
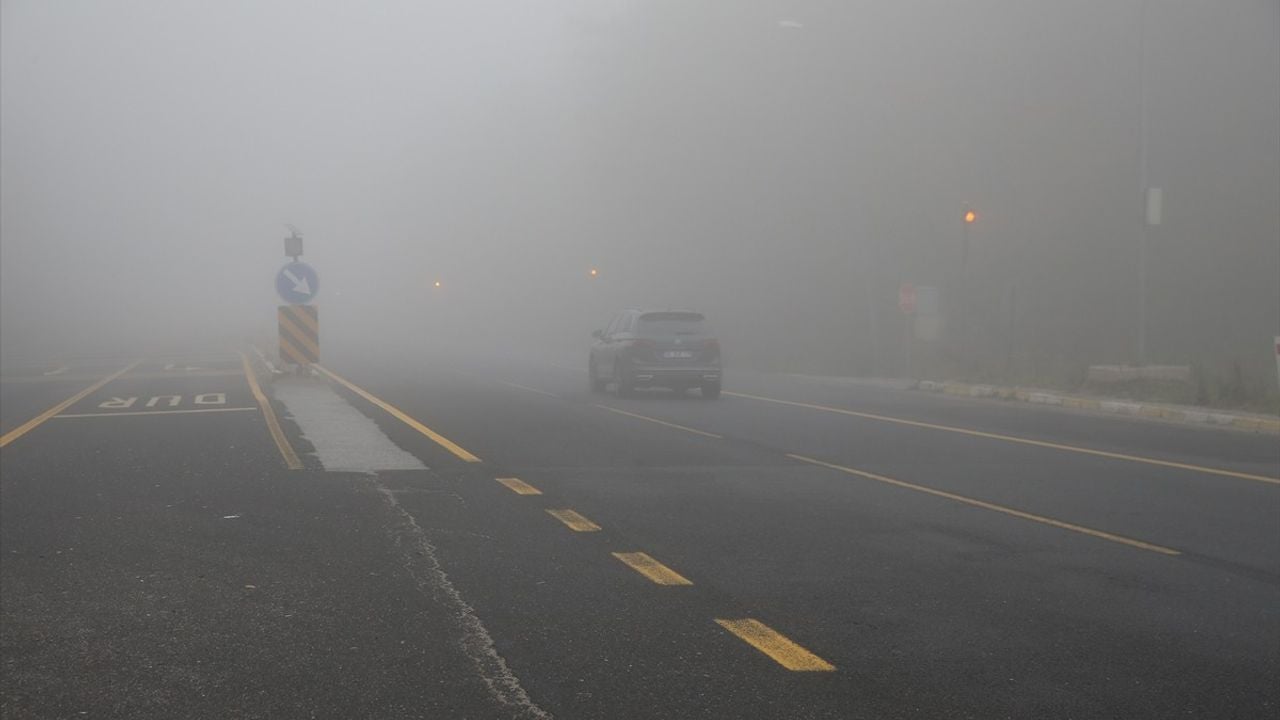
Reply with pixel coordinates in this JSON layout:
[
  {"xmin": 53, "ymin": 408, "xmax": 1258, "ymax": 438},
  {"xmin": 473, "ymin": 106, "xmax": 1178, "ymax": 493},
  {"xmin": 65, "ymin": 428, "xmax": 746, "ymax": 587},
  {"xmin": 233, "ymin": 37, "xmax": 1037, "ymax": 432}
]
[
  {"xmin": 612, "ymin": 552, "xmax": 693, "ymax": 585},
  {"xmin": 496, "ymin": 477, "xmax": 542, "ymax": 495},
  {"xmin": 727, "ymin": 391, "xmax": 1278, "ymax": 486},
  {"xmin": 283, "ymin": 304, "xmax": 319, "ymax": 334},
  {"xmin": 277, "ymin": 312, "xmax": 320, "ymax": 357},
  {"xmin": 0, "ymin": 360, "xmax": 139, "ymax": 448},
  {"xmin": 593, "ymin": 405, "xmax": 723, "ymax": 439},
  {"xmin": 314, "ymin": 364, "xmax": 482, "ymax": 463},
  {"xmin": 715, "ymin": 618, "xmax": 835, "ymax": 671},
  {"xmin": 545, "ymin": 508, "xmax": 601, "ymax": 532},
  {"xmin": 56, "ymin": 407, "xmax": 257, "ymax": 418},
  {"xmin": 240, "ymin": 352, "xmax": 303, "ymax": 470},
  {"xmin": 787, "ymin": 453, "xmax": 1181, "ymax": 555}
]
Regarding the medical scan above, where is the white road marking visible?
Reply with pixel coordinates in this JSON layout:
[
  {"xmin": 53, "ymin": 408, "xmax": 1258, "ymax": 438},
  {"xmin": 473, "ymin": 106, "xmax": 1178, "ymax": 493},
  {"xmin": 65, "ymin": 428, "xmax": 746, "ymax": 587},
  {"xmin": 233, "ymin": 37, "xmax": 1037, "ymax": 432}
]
[
  {"xmin": 376, "ymin": 486, "xmax": 550, "ymax": 718},
  {"xmin": 496, "ymin": 380, "xmax": 559, "ymax": 398},
  {"xmin": 272, "ymin": 379, "xmax": 426, "ymax": 472},
  {"xmin": 251, "ymin": 344, "xmax": 282, "ymax": 375},
  {"xmin": 100, "ymin": 396, "xmax": 138, "ymax": 409},
  {"xmin": 43, "ymin": 365, "xmax": 69, "ymax": 376},
  {"xmin": 57, "ymin": 407, "xmax": 257, "ymax": 418}
]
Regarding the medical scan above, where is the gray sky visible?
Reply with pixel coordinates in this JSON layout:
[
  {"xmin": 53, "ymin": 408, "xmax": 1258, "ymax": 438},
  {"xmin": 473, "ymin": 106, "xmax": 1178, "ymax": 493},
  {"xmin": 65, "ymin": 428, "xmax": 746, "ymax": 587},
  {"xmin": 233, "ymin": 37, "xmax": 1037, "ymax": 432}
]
[{"xmin": 3, "ymin": 1, "xmax": 1277, "ymax": 382}]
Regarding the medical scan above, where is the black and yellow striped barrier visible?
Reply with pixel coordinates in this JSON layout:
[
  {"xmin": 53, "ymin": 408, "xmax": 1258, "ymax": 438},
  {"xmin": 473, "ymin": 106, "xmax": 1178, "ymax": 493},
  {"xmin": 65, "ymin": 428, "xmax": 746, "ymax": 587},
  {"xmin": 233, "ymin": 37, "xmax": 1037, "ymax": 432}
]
[{"xmin": 278, "ymin": 304, "xmax": 319, "ymax": 365}]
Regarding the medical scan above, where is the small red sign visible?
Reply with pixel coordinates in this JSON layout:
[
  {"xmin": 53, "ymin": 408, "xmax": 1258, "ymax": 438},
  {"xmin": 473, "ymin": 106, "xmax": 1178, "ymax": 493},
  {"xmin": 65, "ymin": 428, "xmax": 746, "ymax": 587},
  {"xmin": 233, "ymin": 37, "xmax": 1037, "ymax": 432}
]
[{"xmin": 899, "ymin": 283, "xmax": 917, "ymax": 314}]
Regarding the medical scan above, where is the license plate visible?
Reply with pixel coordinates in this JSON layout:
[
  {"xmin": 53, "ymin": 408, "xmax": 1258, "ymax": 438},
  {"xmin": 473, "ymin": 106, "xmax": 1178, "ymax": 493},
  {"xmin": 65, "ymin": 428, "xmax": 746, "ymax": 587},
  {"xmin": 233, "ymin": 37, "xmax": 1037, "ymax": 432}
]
[{"xmin": 663, "ymin": 350, "xmax": 694, "ymax": 359}]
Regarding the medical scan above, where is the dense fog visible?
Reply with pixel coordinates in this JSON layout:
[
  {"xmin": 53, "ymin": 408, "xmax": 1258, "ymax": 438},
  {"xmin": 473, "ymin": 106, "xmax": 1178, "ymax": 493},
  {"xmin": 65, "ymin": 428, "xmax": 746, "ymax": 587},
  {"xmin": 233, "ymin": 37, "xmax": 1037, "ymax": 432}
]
[{"xmin": 3, "ymin": 1, "xmax": 1277, "ymax": 399}]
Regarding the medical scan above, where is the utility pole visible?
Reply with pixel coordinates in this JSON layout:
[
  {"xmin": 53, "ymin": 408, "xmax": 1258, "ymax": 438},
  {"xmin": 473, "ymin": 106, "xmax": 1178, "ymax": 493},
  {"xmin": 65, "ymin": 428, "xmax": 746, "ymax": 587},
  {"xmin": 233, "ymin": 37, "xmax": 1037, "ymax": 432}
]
[{"xmin": 1136, "ymin": 0, "xmax": 1150, "ymax": 366}]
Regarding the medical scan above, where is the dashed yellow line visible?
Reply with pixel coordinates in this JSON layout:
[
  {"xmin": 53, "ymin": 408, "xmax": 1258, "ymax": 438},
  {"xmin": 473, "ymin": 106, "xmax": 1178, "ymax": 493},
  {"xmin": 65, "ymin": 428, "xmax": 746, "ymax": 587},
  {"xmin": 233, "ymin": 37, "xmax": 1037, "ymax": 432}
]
[
  {"xmin": 593, "ymin": 404, "xmax": 723, "ymax": 439},
  {"xmin": 727, "ymin": 391, "xmax": 1278, "ymax": 486},
  {"xmin": 546, "ymin": 508, "xmax": 601, "ymax": 532},
  {"xmin": 715, "ymin": 618, "xmax": 835, "ymax": 671},
  {"xmin": 240, "ymin": 352, "xmax": 303, "ymax": 470},
  {"xmin": 787, "ymin": 453, "xmax": 1181, "ymax": 555},
  {"xmin": 315, "ymin": 364, "xmax": 481, "ymax": 463},
  {"xmin": 612, "ymin": 552, "xmax": 693, "ymax": 585},
  {"xmin": 497, "ymin": 477, "xmax": 542, "ymax": 495},
  {"xmin": 0, "ymin": 360, "xmax": 139, "ymax": 448}
]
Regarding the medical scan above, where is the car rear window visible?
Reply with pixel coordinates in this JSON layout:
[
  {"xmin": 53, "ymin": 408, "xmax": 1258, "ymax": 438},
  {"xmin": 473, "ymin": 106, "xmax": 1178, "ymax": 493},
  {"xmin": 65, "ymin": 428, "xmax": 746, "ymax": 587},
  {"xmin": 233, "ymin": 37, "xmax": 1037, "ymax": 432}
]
[{"xmin": 636, "ymin": 312, "xmax": 708, "ymax": 337}]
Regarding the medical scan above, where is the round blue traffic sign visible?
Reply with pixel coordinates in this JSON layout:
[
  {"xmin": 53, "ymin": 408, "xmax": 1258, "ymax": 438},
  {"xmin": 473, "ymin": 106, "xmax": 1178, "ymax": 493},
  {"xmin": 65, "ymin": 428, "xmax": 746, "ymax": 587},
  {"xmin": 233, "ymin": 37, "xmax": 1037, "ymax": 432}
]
[{"xmin": 276, "ymin": 261, "xmax": 319, "ymax": 304}]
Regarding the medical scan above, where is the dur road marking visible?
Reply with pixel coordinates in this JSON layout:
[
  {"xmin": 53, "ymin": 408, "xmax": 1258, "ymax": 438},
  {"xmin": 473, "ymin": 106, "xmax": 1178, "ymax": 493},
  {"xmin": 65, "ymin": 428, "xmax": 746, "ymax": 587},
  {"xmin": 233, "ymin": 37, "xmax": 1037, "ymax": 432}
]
[
  {"xmin": 593, "ymin": 404, "xmax": 723, "ymax": 439},
  {"xmin": 239, "ymin": 351, "xmax": 303, "ymax": 470},
  {"xmin": 715, "ymin": 619, "xmax": 835, "ymax": 671},
  {"xmin": 497, "ymin": 477, "xmax": 543, "ymax": 495},
  {"xmin": 314, "ymin": 364, "xmax": 481, "ymax": 463},
  {"xmin": 99, "ymin": 393, "xmax": 228, "ymax": 410},
  {"xmin": 787, "ymin": 453, "xmax": 1181, "ymax": 556},
  {"xmin": 727, "ymin": 391, "xmax": 1279, "ymax": 486},
  {"xmin": 546, "ymin": 508, "xmax": 601, "ymax": 532},
  {"xmin": 57, "ymin": 407, "xmax": 256, "ymax": 419},
  {"xmin": 0, "ymin": 360, "xmax": 140, "ymax": 448},
  {"xmin": 612, "ymin": 552, "xmax": 693, "ymax": 586}
]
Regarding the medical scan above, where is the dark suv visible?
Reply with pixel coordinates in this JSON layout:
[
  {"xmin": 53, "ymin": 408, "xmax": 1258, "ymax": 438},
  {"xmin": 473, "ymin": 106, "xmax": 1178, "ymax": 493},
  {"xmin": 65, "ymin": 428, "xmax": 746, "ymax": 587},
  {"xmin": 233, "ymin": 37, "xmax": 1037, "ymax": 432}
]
[{"xmin": 589, "ymin": 310, "xmax": 722, "ymax": 398}]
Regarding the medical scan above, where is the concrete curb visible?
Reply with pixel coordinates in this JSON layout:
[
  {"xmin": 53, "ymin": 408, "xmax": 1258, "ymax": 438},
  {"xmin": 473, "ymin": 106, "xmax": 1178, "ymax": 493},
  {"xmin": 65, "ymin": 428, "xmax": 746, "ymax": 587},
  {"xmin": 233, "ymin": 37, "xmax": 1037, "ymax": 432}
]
[{"xmin": 915, "ymin": 380, "xmax": 1280, "ymax": 434}]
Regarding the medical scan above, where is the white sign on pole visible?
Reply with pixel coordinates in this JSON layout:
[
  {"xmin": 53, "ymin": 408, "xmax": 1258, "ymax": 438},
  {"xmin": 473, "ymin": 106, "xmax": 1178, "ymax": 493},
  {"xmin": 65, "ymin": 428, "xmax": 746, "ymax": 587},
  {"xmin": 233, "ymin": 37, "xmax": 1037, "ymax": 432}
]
[{"xmin": 1146, "ymin": 187, "xmax": 1163, "ymax": 226}]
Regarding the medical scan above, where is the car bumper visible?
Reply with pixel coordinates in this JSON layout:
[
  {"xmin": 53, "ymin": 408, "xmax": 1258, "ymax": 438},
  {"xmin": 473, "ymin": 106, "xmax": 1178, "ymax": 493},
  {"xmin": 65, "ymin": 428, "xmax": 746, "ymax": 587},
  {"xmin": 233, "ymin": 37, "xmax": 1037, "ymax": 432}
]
[{"xmin": 627, "ymin": 365, "xmax": 721, "ymax": 386}]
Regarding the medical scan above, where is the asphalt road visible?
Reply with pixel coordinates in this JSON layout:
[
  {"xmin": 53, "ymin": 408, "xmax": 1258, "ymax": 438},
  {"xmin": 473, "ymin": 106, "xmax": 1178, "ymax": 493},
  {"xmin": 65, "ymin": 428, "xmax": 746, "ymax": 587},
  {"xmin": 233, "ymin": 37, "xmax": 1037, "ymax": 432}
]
[{"xmin": 2, "ymin": 349, "xmax": 1277, "ymax": 719}]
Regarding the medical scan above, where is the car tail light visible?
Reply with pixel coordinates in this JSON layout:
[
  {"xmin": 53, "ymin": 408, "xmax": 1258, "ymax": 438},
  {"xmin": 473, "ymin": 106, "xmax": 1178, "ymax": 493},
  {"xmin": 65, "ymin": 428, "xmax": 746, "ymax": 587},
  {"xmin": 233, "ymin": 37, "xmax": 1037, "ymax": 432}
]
[
  {"xmin": 702, "ymin": 338, "xmax": 720, "ymax": 359},
  {"xmin": 628, "ymin": 338, "xmax": 656, "ymax": 360}
]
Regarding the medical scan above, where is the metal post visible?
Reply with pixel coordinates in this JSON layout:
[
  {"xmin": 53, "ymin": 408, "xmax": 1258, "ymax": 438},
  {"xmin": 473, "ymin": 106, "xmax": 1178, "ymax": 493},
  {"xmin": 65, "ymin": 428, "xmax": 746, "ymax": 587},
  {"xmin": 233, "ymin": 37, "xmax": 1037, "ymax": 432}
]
[
  {"xmin": 1004, "ymin": 284, "xmax": 1017, "ymax": 380},
  {"xmin": 1136, "ymin": 0, "xmax": 1149, "ymax": 365},
  {"xmin": 959, "ymin": 218, "xmax": 970, "ymax": 366},
  {"xmin": 904, "ymin": 312, "xmax": 912, "ymax": 379}
]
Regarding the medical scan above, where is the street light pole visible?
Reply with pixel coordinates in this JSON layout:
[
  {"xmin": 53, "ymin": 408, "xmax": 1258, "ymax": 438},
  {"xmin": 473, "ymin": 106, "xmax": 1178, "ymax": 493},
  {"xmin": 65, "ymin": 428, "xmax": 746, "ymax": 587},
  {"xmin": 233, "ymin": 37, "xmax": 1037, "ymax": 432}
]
[{"xmin": 1136, "ymin": 0, "xmax": 1149, "ymax": 366}]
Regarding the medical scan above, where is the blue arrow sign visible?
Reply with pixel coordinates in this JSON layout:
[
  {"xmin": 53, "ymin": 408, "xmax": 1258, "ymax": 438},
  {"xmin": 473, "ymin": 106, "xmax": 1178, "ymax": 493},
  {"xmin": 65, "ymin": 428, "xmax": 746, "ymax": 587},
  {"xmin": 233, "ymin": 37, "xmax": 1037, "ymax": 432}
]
[{"xmin": 276, "ymin": 261, "xmax": 319, "ymax": 304}]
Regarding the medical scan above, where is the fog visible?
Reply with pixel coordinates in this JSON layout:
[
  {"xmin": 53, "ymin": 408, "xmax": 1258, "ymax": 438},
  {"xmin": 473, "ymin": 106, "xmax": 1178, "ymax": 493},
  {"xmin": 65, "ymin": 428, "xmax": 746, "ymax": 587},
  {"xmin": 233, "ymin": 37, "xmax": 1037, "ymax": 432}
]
[{"xmin": 3, "ymin": 1, "xmax": 1277, "ymax": 395}]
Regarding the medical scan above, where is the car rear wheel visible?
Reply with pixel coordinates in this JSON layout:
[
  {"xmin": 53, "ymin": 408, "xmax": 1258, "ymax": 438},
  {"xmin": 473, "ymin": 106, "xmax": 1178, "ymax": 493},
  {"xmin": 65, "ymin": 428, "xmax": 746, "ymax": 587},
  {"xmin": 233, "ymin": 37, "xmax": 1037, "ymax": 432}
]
[
  {"xmin": 614, "ymin": 365, "xmax": 636, "ymax": 398},
  {"xmin": 588, "ymin": 360, "xmax": 607, "ymax": 393},
  {"xmin": 701, "ymin": 381, "xmax": 721, "ymax": 399}
]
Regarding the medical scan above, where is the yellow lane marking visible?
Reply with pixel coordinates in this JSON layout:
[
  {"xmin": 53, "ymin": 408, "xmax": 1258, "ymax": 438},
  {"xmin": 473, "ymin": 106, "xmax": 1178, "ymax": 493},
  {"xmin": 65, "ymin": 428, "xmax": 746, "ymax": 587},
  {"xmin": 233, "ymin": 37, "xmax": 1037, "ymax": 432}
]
[
  {"xmin": 787, "ymin": 453, "xmax": 1181, "ymax": 555},
  {"xmin": 314, "ymin": 364, "xmax": 482, "ymax": 463},
  {"xmin": 0, "ymin": 360, "xmax": 139, "ymax": 448},
  {"xmin": 240, "ymin": 352, "xmax": 303, "ymax": 470},
  {"xmin": 612, "ymin": 552, "xmax": 693, "ymax": 585},
  {"xmin": 715, "ymin": 619, "xmax": 835, "ymax": 671},
  {"xmin": 497, "ymin": 477, "xmax": 542, "ymax": 495},
  {"xmin": 56, "ymin": 407, "xmax": 257, "ymax": 418},
  {"xmin": 546, "ymin": 508, "xmax": 601, "ymax": 532},
  {"xmin": 727, "ymin": 391, "xmax": 1279, "ymax": 486},
  {"xmin": 496, "ymin": 380, "xmax": 559, "ymax": 398},
  {"xmin": 593, "ymin": 404, "xmax": 723, "ymax": 439}
]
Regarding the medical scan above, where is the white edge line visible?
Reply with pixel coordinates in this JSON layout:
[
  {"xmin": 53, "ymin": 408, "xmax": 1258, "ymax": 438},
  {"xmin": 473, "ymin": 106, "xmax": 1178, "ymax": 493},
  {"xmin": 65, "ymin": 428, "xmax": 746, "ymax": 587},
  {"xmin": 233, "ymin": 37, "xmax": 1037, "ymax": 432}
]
[
  {"xmin": 251, "ymin": 344, "xmax": 282, "ymax": 375},
  {"xmin": 592, "ymin": 404, "xmax": 723, "ymax": 439}
]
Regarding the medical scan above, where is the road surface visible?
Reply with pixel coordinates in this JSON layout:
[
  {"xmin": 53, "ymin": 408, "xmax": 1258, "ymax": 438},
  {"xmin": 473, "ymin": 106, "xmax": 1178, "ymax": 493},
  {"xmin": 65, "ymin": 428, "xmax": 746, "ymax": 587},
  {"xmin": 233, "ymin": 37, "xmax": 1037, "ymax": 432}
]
[{"xmin": 2, "ymin": 349, "xmax": 1277, "ymax": 719}]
